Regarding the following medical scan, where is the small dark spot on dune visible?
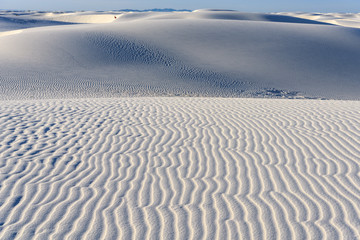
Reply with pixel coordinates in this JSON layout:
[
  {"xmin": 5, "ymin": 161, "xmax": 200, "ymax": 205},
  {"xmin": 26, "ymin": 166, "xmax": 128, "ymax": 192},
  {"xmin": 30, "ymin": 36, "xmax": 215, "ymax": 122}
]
[
  {"xmin": 12, "ymin": 196, "xmax": 22, "ymax": 207},
  {"xmin": 30, "ymin": 150, "xmax": 41, "ymax": 155},
  {"xmin": 51, "ymin": 157, "xmax": 59, "ymax": 166},
  {"xmin": 73, "ymin": 161, "xmax": 81, "ymax": 170}
]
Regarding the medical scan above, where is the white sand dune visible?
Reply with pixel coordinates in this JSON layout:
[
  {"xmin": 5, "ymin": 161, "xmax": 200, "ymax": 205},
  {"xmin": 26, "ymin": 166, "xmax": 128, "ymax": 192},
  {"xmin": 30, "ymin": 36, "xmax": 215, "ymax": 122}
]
[
  {"xmin": 1, "ymin": 10, "xmax": 360, "ymax": 100},
  {"xmin": 1, "ymin": 10, "xmax": 360, "ymax": 240},
  {"xmin": 278, "ymin": 12, "xmax": 360, "ymax": 28},
  {"xmin": 0, "ymin": 12, "xmax": 74, "ymax": 32},
  {"xmin": 0, "ymin": 98, "xmax": 359, "ymax": 239},
  {"xmin": 0, "ymin": 29, "xmax": 22, "ymax": 37}
]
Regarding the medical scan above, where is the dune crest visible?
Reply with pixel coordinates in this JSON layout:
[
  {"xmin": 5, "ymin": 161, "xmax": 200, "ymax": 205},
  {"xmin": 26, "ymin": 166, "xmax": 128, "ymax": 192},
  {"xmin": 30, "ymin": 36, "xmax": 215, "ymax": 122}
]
[
  {"xmin": 0, "ymin": 29, "xmax": 22, "ymax": 37},
  {"xmin": 1, "ymin": 10, "xmax": 360, "ymax": 100},
  {"xmin": 277, "ymin": 12, "xmax": 360, "ymax": 28}
]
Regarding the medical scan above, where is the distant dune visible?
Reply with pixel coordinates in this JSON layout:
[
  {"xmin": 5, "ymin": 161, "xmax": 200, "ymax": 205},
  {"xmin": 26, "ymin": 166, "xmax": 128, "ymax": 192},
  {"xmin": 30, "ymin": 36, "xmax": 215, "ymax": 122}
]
[
  {"xmin": 277, "ymin": 12, "xmax": 360, "ymax": 28},
  {"xmin": 0, "ymin": 10, "xmax": 360, "ymax": 240},
  {"xmin": 0, "ymin": 10, "xmax": 360, "ymax": 100}
]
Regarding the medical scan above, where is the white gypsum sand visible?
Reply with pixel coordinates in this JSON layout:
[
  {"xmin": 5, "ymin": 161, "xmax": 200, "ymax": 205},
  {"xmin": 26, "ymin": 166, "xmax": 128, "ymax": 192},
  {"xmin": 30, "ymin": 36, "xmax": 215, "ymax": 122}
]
[
  {"xmin": 0, "ymin": 98, "xmax": 359, "ymax": 239},
  {"xmin": 0, "ymin": 9, "xmax": 360, "ymax": 240},
  {"xmin": 276, "ymin": 12, "xmax": 360, "ymax": 28},
  {"xmin": 1, "ymin": 10, "xmax": 360, "ymax": 100}
]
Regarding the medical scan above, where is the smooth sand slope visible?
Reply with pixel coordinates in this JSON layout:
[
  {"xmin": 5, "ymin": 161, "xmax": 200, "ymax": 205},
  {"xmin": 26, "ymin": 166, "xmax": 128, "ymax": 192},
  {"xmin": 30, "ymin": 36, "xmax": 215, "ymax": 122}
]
[
  {"xmin": 278, "ymin": 12, "xmax": 360, "ymax": 28},
  {"xmin": 0, "ymin": 98, "xmax": 359, "ymax": 239},
  {"xmin": 0, "ymin": 10, "xmax": 360, "ymax": 100}
]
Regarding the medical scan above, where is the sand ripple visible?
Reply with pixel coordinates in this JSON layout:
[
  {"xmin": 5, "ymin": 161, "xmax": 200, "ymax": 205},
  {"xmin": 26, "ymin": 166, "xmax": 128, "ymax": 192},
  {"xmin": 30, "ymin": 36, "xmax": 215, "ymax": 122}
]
[{"xmin": 0, "ymin": 98, "xmax": 359, "ymax": 239}]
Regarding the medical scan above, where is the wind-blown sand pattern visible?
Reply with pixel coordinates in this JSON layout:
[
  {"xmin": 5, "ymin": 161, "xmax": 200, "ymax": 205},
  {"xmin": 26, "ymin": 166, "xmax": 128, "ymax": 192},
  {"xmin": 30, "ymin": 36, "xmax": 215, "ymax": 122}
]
[
  {"xmin": 1, "ymin": 9, "xmax": 360, "ymax": 240},
  {"xmin": 0, "ymin": 98, "xmax": 359, "ymax": 239}
]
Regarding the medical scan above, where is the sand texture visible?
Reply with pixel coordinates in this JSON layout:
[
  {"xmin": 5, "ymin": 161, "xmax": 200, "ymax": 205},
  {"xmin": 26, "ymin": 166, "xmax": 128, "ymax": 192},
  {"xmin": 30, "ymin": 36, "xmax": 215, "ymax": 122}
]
[
  {"xmin": 0, "ymin": 9, "xmax": 360, "ymax": 240},
  {"xmin": 0, "ymin": 98, "xmax": 359, "ymax": 239}
]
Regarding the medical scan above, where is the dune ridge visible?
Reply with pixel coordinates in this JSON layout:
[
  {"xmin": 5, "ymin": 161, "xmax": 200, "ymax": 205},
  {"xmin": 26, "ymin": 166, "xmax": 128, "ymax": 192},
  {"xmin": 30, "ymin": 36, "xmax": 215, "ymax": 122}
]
[
  {"xmin": 0, "ymin": 98, "xmax": 359, "ymax": 239},
  {"xmin": 277, "ymin": 12, "xmax": 360, "ymax": 28},
  {"xmin": 1, "ymin": 10, "xmax": 360, "ymax": 100}
]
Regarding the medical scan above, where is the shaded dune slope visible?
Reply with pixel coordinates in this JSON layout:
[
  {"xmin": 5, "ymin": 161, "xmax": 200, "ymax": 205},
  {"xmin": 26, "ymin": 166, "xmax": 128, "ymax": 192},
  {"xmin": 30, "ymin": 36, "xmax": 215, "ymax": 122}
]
[
  {"xmin": 277, "ymin": 12, "xmax": 360, "ymax": 28},
  {"xmin": 136, "ymin": 10, "xmax": 333, "ymax": 25},
  {"xmin": 0, "ymin": 10, "xmax": 360, "ymax": 100},
  {"xmin": 0, "ymin": 16, "xmax": 75, "ymax": 31}
]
